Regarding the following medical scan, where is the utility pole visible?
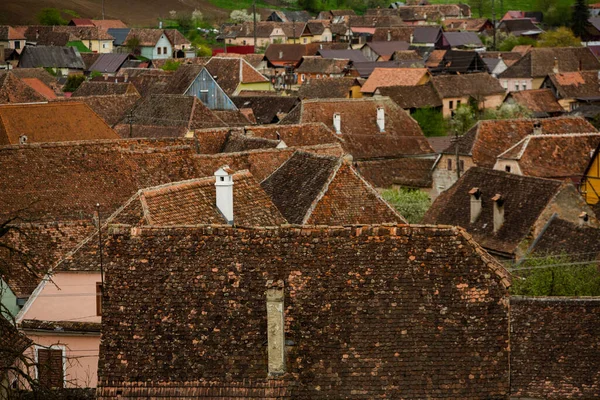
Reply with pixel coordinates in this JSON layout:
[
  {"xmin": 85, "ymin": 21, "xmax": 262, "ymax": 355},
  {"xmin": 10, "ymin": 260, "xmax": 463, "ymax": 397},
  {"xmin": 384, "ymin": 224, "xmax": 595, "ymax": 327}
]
[
  {"xmin": 492, "ymin": 0, "xmax": 497, "ymax": 51},
  {"xmin": 102, "ymin": 0, "xmax": 105, "ymax": 20},
  {"xmin": 455, "ymin": 128, "xmax": 461, "ymax": 180},
  {"xmin": 127, "ymin": 109, "xmax": 134, "ymax": 138},
  {"xmin": 253, "ymin": 0, "xmax": 257, "ymax": 53},
  {"xmin": 293, "ymin": 19, "xmax": 296, "ymax": 44}
]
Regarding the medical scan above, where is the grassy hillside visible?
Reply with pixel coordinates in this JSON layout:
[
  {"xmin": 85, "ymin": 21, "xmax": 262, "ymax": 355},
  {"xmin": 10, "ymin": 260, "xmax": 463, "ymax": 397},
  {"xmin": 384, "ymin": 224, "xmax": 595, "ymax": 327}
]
[
  {"xmin": 428, "ymin": 0, "xmax": 576, "ymax": 19},
  {"xmin": 0, "ymin": 0, "xmax": 290, "ymax": 26}
]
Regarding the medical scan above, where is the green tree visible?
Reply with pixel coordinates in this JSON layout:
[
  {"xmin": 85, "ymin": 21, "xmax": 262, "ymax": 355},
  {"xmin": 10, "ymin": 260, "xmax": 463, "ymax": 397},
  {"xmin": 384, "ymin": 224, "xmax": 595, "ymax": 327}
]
[
  {"xmin": 125, "ymin": 36, "xmax": 141, "ymax": 56},
  {"xmin": 537, "ymin": 27, "xmax": 582, "ymax": 47},
  {"xmin": 161, "ymin": 59, "xmax": 181, "ymax": 71},
  {"xmin": 497, "ymin": 34, "xmax": 537, "ymax": 51},
  {"xmin": 482, "ymin": 103, "xmax": 533, "ymax": 120},
  {"xmin": 571, "ymin": 0, "xmax": 591, "ymax": 39},
  {"xmin": 412, "ymin": 107, "xmax": 447, "ymax": 137},
  {"xmin": 36, "ymin": 8, "xmax": 66, "ymax": 25},
  {"xmin": 381, "ymin": 188, "xmax": 431, "ymax": 224},
  {"xmin": 176, "ymin": 13, "xmax": 195, "ymax": 31},
  {"xmin": 545, "ymin": 4, "xmax": 572, "ymax": 27},
  {"xmin": 63, "ymin": 74, "xmax": 85, "ymax": 92},
  {"xmin": 510, "ymin": 255, "xmax": 600, "ymax": 296},
  {"xmin": 448, "ymin": 104, "xmax": 477, "ymax": 135}
]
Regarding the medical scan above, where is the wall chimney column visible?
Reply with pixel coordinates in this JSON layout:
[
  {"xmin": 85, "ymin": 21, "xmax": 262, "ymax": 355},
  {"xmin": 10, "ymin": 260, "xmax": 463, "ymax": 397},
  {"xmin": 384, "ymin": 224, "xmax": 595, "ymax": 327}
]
[
  {"xmin": 552, "ymin": 57, "xmax": 559, "ymax": 74},
  {"xmin": 376, "ymin": 106, "xmax": 385, "ymax": 132},
  {"xmin": 333, "ymin": 112, "xmax": 341, "ymax": 134},
  {"xmin": 492, "ymin": 194, "xmax": 504, "ymax": 233},
  {"xmin": 266, "ymin": 287, "xmax": 285, "ymax": 376},
  {"xmin": 214, "ymin": 166, "xmax": 234, "ymax": 224},
  {"xmin": 533, "ymin": 121, "xmax": 542, "ymax": 135},
  {"xmin": 469, "ymin": 187, "xmax": 482, "ymax": 223},
  {"xmin": 579, "ymin": 211, "xmax": 590, "ymax": 227}
]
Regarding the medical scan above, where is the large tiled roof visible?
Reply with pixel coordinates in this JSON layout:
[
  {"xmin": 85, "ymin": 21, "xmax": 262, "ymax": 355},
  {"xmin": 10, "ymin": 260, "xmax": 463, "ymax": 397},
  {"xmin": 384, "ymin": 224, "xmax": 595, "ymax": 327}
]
[
  {"xmin": 378, "ymin": 81, "xmax": 442, "ymax": 109},
  {"xmin": 11, "ymin": 68, "xmax": 59, "ymax": 91},
  {"xmin": 88, "ymin": 53, "xmax": 131, "ymax": 74},
  {"xmin": 355, "ymin": 157, "xmax": 435, "ymax": 188},
  {"xmin": 506, "ymin": 89, "xmax": 564, "ymax": 115},
  {"xmin": 364, "ymin": 41, "xmax": 410, "ymax": 59},
  {"xmin": 0, "ymin": 71, "xmax": 47, "ymax": 104},
  {"xmin": 261, "ymin": 151, "xmax": 405, "ymax": 224},
  {"xmin": 52, "ymin": 25, "xmax": 114, "ymax": 40},
  {"xmin": 115, "ymin": 68, "xmax": 172, "ymax": 97},
  {"xmin": 372, "ymin": 26, "xmax": 414, "ymax": 42},
  {"xmin": 279, "ymin": 97, "xmax": 434, "ymax": 160},
  {"xmin": 160, "ymin": 64, "xmax": 204, "ymax": 95},
  {"xmin": 499, "ymin": 47, "xmax": 600, "ymax": 79},
  {"xmin": 19, "ymin": 78, "xmax": 58, "ymax": 100},
  {"xmin": 97, "ymin": 223, "xmax": 509, "ymax": 399},
  {"xmin": 125, "ymin": 29, "xmax": 170, "ymax": 47},
  {"xmin": 205, "ymin": 57, "xmax": 268, "ymax": 96},
  {"xmin": 529, "ymin": 216, "xmax": 600, "ymax": 259},
  {"xmin": 547, "ymin": 70, "xmax": 600, "ymax": 100},
  {"xmin": 297, "ymin": 77, "xmax": 357, "ymax": 99},
  {"xmin": 497, "ymin": 133, "xmax": 600, "ymax": 179},
  {"xmin": 165, "ymin": 29, "xmax": 191, "ymax": 46},
  {"xmin": 0, "ymin": 102, "xmax": 119, "ymax": 145},
  {"xmin": 18, "ymin": 46, "xmax": 85, "ymax": 69},
  {"xmin": 231, "ymin": 96, "xmax": 300, "ymax": 124},
  {"xmin": 295, "ymin": 56, "xmax": 349, "ymax": 74},
  {"xmin": 423, "ymin": 167, "xmax": 569, "ymax": 255},
  {"xmin": 0, "ymin": 315, "xmax": 32, "ymax": 371},
  {"xmin": 444, "ymin": 117, "xmax": 597, "ymax": 168},
  {"xmin": 511, "ymin": 297, "xmax": 600, "ymax": 399},
  {"xmin": 430, "ymin": 73, "xmax": 504, "ymax": 98},
  {"xmin": 92, "ymin": 19, "xmax": 128, "ymax": 30},
  {"xmin": 361, "ymin": 68, "xmax": 429, "ymax": 93}
]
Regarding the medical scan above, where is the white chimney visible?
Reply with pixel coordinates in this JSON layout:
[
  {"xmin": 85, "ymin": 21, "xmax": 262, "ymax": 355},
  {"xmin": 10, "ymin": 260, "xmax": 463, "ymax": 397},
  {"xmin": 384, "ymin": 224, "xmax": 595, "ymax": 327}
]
[
  {"xmin": 387, "ymin": 30, "xmax": 391, "ymax": 41},
  {"xmin": 469, "ymin": 187, "xmax": 482, "ymax": 223},
  {"xmin": 492, "ymin": 194, "xmax": 504, "ymax": 233},
  {"xmin": 214, "ymin": 166, "xmax": 234, "ymax": 224},
  {"xmin": 333, "ymin": 112, "xmax": 341, "ymax": 134},
  {"xmin": 579, "ymin": 211, "xmax": 590, "ymax": 227},
  {"xmin": 19, "ymin": 135, "xmax": 27, "ymax": 145},
  {"xmin": 159, "ymin": 21, "xmax": 163, "ymax": 29},
  {"xmin": 410, "ymin": 33, "xmax": 414, "ymax": 44},
  {"xmin": 552, "ymin": 57, "xmax": 559, "ymax": 74},
  {"xmin": 266, "ymin": 286, "xmax": 285, "ymax": 375},
  {"xmin": 533, "ymin": 121, "xmax": 542, "ymax": 135},
  {"xmin": 376, "ymin": 106, "xmax": 385, "ymax": 132}
]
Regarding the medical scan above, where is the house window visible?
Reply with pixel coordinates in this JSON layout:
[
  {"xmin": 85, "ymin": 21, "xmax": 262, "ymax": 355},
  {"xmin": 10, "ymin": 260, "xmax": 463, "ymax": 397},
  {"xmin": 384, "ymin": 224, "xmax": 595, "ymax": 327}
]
[
  {"xmin": 505, "ymin": 165, "xmax": 511, "ymax": 172},
  {"xmin": 456, "ymin": 100, "xmax": 461, "ymax": 107},
  {"xmin": 102, "ymin": 43, "xmax": 107, "ymax": 49},
  {"xmin": 349, "ymin": 90, "xmax": 353, "ymax": 98},
  {"xmin": 571, "ymin": 103, "xmax": 579, "ymax": 111},
  {"xmin": 521, "ymin": 81, "xmax": 527, "ymax": 90},
  {"xmin": 96, "ymin": 282, "xmax": 103, "ymax": 316},
  {"xmin": 514, "ymin": 82, "xmax": 519, "ymax": 91},
  {"xmin": 316, "ymin": 74, "xmax": 320, "ymax": 78},
  {"xmin": 163, "ymin": 47, "xmax": 167, "ymax": 55},
  {"xmin": 449, "ymin": 100, "xmax": 454, "ymax": 109},
  {"xmin": 301, "ymin": 74, "xmax": 305, "ymax": 82},
  {"xmin": 37, "ymin": 347, "xmax": 64, "ymax": 389},
  {"xmin": 14, "ymin": 41, "xmax": 20, "ymax": 49},
  {"xmin": 157, "ymin": 47, "xmax": 161, "ymax": 55},
  {"xmin": 459, "ymin": 160, "xmax": 465, "ymax": 171},
  {"xmin": 502, "ymin": 80, "xmax": 507, "ymax": 89},
  {"xmin": 303, "ymin": 38, "xmax": 307, "ymax": 43},
  {"xmin": 199, "ymin": 89, "xmax": 209, "ymax": 104},
  {"xmin": 447, "ymin": 158, "xmax": 452, "ymax": 170}
]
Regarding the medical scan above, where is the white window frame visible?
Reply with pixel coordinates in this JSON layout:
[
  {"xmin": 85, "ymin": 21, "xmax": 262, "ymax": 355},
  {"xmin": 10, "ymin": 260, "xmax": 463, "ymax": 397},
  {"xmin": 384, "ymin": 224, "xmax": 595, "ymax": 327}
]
[{"xmin": 34, "ymin": 344, "xmax": 67, "ymax": 388}]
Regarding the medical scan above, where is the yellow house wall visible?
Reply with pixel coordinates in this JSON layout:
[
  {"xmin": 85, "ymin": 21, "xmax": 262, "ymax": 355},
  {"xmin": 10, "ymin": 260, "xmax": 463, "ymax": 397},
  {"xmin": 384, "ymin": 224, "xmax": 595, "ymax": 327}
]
[
  {"xmin": 234, "ymin": 81, "xmax": 273, "ymax": 95},
  {"xmin": 583, "ymin": 153, "xmax": 600, "ymax": 205}
]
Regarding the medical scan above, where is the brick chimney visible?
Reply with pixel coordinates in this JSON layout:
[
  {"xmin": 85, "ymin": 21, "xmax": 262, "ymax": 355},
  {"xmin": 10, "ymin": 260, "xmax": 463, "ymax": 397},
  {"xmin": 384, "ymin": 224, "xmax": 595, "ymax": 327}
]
[
  {"xmin": 266, "ymin": 285, "xmax": 285, "ymax": 376},
  {"xmin": 469, "ymin": 187, "xmax": 482, "ymax": 223},
  {"xmin": 376, "ymin": 106, "xmax": 385, "ymax": 132},
  {"xmin": 333, "ymin": 112, "xmax": 341, "ymax": 134},
  {"xmin": 492, "ymin": 194, "xmax": 504, "ymax": 233},
  {"xmin": 214, "ymin": 166, "xmax": 234, "ymax": 225}
]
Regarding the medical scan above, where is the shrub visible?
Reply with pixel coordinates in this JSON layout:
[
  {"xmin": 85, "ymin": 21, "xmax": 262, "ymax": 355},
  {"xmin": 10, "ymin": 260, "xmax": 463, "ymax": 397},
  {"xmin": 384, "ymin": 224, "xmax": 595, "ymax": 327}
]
[{"xmin": 381, "ymin": 188, "xmax": 431, "ymax": 224}]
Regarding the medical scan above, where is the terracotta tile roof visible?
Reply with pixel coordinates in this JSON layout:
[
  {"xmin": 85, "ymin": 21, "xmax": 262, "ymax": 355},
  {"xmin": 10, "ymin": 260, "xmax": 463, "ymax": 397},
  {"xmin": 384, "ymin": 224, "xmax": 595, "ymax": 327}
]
[
  {"xmin": 52, "ymin": 25, "xmax": 114, "ymax": 40},
  {"xmin": 164, "ymin": 29, "xmax": 191, "ymax": 46},
  {"xmin": 116, "ymin": 171, "xmax": 286, "ymax": 226},
  {"xmin": 213, "ymin": 110, "xmax": 254, "ymax": 127},
  {"xmin": 361, "ymin": 68, "xmax": 429, "ymax": 93},
  {"xmin": 355, "ymin": 157, "xmax": 435, "ymax": 188},
  {"xmin": 280, "ymin": 97, "xmax": 434, "ymax": 160},
  {"xmin": 431, "ymin": 73, "xmax": 504, "ymax": 98},
  {"xmin": 295, "ymin": 56, "xmax": 350, "ymax": 74},
  {"xmin": 372, "ymin": 26, "xmax": 415, "ymax": 42},
  {"xmin": 348, "ymin": 15, "xmax": 404, "ymax": 27},
  {"xmin": 298, "ymin": 77, "xmax": 358, "ymax": 99},
  {"xmin": 547, "ymin": 70, "xmax": 600, "ymax": 100},
  {"xmin": 97, "ymin": 223, "xmax": 509, "ymax": 399},
  {"xmin": 0, "ymin": 315, "xmax": 32, "ymax": 371},
  {"xmin": 378, "ymin": 81, "xmax": 442, "ymax": 109},
  {"xmin": 423, "ymin": 167, "xmax": 575, "ymax": 256},
  {"xmin": 444, "ymin": 18, "xmax": 491, "ymax": 31},
  {"xmin": 221, "ymin": 133, "xmax": 281, "ymax": 152},
  {"xmin": 231, "ymin": 96, "xmax": 300, "ymax": 124},
  {"xmin": 125, "ymin": 29, "xmax": 171, "ymax": 47},
  {"xmin": 0, "ymin": 71, "xmax": 47, "ymax": 104},
  {"xmin": 71, "ymin": 81, "xmax": 139, "ymax": 97},
  {"xmin": 364, "ymin": 41, "xmax": 410, "ymax": 59},
  {"xmin": 391, "ymin": 50, "xmax": 421, "ymax": 61},
  {"xmin": 427, "ymin": 136, "xmax": 453, "ymax": 153},
  {"xmin": 0, "ymin": 221, "xmax": 95, "ymax": 297},
  {"xmin": 205, "ymin": 57, "xmax": 268, "ymax": 96},
  {"xmin": 20, "ymin": 77, "xmax": 58, "ymax": 100},
  {"xmin": 0, "ymin": 102, "xmax": 119, "ymax": 145},
  {"xmin": 92, "ymin": 19, "xmax": 128, "ymax": 29},
  {"xmin": 511, "ymin": 45, "xmax": 532, "ymax": 55},
  {"xmin": 265, "ymin": 43, "xmax": 312, "ymax": 65},
  {"xmin": 499, "ymin": 47, "xmax": 600, "ymax": 79},
  {"xmin": 497, "ymin": 133, "xmax": 600, "ymax": 179},
  {"xmin": 425, "ymin": 49, "xmax": 446, "ymax": 67},
  {"xmin": 115, "ymin": 68, "xmax": 172, "ymax": 97},
  {"xmin": 0, "ymin": 25, "xmax": 25, "ymax": 40},
  {"xmin": 511, "ymin": 297, "xmax": 600, "ymax": 399},
  {"xmin": 20, "ymin": 319, "xmax": 101, "ymax": 333},
  {"xmin": 69, "ymin": 18, "xmax": 94, "ymax": 26},
  {"xmin": 11, "ymin": 68, "xmax": 59, "ymax": 91},
  {"xmin": 444, "ymin": 117, "xmax": 598, "ymax": 168},
  {"xmin": 506, "ymin": 89, "xmax": 564, "ymax": 115},
  {"xmin": 529, "ymin": 216, "xmax": 600, "ymax": 259},
  {"xmin": 56, "ymin": 93, "xmax": 141, "ymax": 127},
  {"xmin": 160, "ymin": 64, "xmax": 204, "ymax": 95}
]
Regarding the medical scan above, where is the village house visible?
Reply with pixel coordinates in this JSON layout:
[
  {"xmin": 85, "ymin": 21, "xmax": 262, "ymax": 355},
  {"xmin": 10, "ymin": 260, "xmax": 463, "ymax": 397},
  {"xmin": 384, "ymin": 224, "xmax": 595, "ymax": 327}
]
[
  {"xmin": 493, "ymin": 133, "xmax": 600, "ymax": 182},
  {"xmin": 231, "ymin": 97, "xmax": 300, "ymax": 124},
  {"xmin": 430, "ymin": 73, "xmax": 505, "ymax": 117},
  {"xmin": 436, "ymin": 31, "xmax": 484, "ymax": 50},
  {"xmin": 378, "ymin": 81, "xmax": 443, "ymax": 114},
  {"xmin": 57, "ymin": 93, "xmax": 141, "ymax": 128},
  {"xmin": 0, "ymin": 26, "xmax": 25, "ymax": 53},
  {"xmin": 432, "ymin": 117, "xmax": 597, "ymax": 195},
  {"xmin": 443, "ymin": 17, "xmax": 494, "ymax": 34},
  {"xmin": 498, "ymin": 47, "xmax": 600, "ymax": 92},
  {"xmin": 279, "ymin": 97, "xmax": 436, "ymax": 189},
  {"xmin": 18, "ymin": 46, "xmax": 85, "ymax": 76},
  {"xmin": 52, "ymin": 26, "xmax": 115, "ymax": 53},
  {"xmin": 220, "ymin": 22, "xmax": 302, "ymax": 47},
  {"xmin": 429, "ymin": 49, "xmax": 487, "ymax": 74},
  {"xmin": 317, "ymin": 9, "xmax": 356, "ymax": 22},
  {"xmin": 497, "ymin": 18, "xmax": 543, "ymax": 38},
  {"xmin": 580, "ymin": 141, "xmax": 600, "ymax": 208},
  {"xmin": 541, "ymin": 70, "xmax": 600, "ymax": 112},
  {"xmin": 300, "ymin": 21, "xmax": 333, "ymax": 43},
  {"xmin": 424, "ymin": 167, "xmax": 597, "ymax": 260},
  {"xmin": 360, "ymin": 41, "xmax": 410, "ymax": 61},
  {"xmin": 205, "ymin": 57, "xmax": 272, "ymax": 96},
  {"xmin": 124, "ymin": 29, "xmax": 173, "ymax": 60},
  {"xmin": 298, "ymin": 76, "xmax": 363, "ymax": 99},
  {"xmin": 503, "ymin": 89, "xmax": 565, "ymax": 118},
  {"xmin": 0, "ymin": 102, "xmax": 119, "ymax": 145},
  {"xmin": 295, "ymin": 56, "xmax": 350, "ymax": 83},
  {"xmin": 361, "ymin": 67, "xmax": 431, "ymax": 96},
  {"xmin": 96, "ymin": 222, "xmax": 510, "ymax": 399},
  {"xmin": 0, "ymin": 71, "xmax": 47, "ymax": 104}
]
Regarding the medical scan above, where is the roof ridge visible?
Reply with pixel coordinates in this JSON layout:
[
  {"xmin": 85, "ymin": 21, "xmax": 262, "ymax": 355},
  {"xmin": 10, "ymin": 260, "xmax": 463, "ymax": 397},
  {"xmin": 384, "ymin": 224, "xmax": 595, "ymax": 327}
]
[{"xmin": 301, "ymin": 157, "xmax": 344, "ymax": 224}]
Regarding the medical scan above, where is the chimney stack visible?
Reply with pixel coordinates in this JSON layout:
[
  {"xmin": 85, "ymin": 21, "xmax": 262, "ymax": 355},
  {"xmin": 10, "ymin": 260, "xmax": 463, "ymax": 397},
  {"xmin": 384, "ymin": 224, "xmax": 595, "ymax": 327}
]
[
  {"xmin": 552, "ymin": 57, "xmax": 559, "ymax": 74},
  {"xmin": 410, "ymin": 33, "xmax": 414, "ymax": 44},
  {"xmin": 579, "ymin": 211, "xmax": 590, "ymax": 227},
  {"xmin": 492, "ymin": 194, "xmax": 504, "ymax": 233},
  {"xmin": 387, "ymin": 30, "xmax": 391, "ymax": 42},
  {"xmin": 469, "ymin": 187, "xmax": 482, "ymax": 223},
  {"xmin": 333, "ymin": 112, "xmax": 341, "ymax": 134},
  {"xmin": 214, "ymin": 166, "xmax": 234, "ymax": 224},
  {"xmin": 533, "ymin": 121, "xmax": 542, "ymax": 135},
  {"xmin": 376, "ymin": 106, "xmax": 385, "ymax": 132},
  {"xmin": 266, "ymin": 285, "xmax": 285, "ymax": 376}
]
